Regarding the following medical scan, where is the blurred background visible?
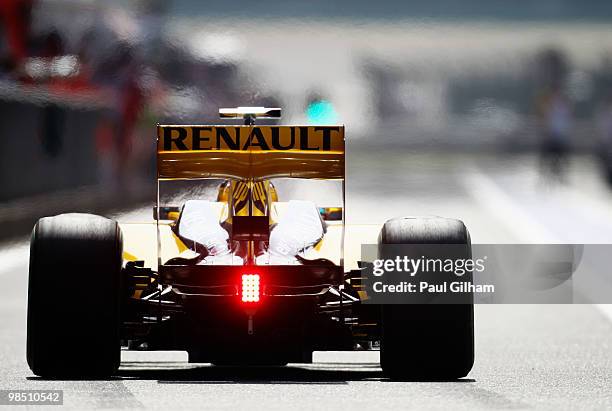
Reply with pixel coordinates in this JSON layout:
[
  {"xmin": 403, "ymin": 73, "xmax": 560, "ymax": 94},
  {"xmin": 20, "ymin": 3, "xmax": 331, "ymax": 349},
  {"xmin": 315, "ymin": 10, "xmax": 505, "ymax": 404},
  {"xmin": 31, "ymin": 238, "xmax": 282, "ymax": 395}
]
[
  {"xmin": 2, "ymin": 0, "xmax": 612, "ymax": 242},
  {"xmin": 1, "ymin": 4, "xmax": 612, "ymax": 406}
]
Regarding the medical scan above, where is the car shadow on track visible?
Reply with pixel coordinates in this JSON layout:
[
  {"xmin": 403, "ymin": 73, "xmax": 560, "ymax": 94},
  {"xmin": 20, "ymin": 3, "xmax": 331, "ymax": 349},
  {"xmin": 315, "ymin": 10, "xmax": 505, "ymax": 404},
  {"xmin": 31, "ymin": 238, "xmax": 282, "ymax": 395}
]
[{"xmin": 115, "ymin": 362, "xmax": 476, "ymax": 385}]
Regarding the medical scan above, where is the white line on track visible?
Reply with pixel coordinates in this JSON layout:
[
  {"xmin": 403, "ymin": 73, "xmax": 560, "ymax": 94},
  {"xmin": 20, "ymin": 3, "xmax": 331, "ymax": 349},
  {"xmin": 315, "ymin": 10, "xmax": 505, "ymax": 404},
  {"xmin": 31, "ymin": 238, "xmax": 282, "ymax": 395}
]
[
  {"xmin": 460, "ymin": 166, "xmax": 612, "ymax": 324},
  {"xmin": 595, "ymin": 304, "xmax": 612, "ymax": 323},
  {"xmin": 460, "ymin": 167, "xmax": 558, "ymax": 243},
  {"xmin": 0, "ymin": 242, "xmax": 29, "ymax": 277}
]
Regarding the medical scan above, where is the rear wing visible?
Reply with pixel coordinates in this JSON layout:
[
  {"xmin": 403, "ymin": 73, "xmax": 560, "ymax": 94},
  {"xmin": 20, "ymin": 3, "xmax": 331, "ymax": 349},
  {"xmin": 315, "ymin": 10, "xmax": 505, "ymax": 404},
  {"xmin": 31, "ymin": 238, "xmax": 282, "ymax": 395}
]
[{"xmin": 157, "ymin": 125, "xmax": 345, "ymax": 180}]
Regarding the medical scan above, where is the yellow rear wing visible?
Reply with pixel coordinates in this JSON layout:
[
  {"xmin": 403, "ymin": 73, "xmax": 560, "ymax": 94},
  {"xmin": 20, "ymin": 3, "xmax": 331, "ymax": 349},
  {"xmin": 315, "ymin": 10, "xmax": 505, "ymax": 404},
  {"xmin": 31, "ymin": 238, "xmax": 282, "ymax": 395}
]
[{"xmin": 157, "ymin": 125, "xmax": 345, "ymax": 180}]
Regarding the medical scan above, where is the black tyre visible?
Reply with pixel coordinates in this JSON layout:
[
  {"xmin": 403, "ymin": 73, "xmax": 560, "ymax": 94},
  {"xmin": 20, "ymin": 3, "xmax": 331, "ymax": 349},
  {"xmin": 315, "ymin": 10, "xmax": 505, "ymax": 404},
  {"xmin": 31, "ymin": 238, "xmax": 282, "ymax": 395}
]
[
  {"xmin": 27, "ymin": 213, "xmax": 123, "ymax": 378},
  {"xmin": 379, "ymin": 216, "xmax": 474, "ymax": 380}
]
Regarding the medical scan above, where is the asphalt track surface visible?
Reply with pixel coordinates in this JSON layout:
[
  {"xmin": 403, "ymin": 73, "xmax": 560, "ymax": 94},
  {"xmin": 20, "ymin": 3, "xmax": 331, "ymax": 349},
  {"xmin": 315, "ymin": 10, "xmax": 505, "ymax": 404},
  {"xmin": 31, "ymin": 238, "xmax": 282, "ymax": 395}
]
[{"xmin": 1, "ymin": 152, "xmax": 611, "ymax": 410}]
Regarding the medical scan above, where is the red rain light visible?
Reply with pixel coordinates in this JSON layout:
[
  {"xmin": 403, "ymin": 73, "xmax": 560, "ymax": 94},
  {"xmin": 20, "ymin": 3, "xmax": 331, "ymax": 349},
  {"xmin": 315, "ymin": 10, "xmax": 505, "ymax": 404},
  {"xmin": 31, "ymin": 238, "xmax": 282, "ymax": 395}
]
[{"xmin": 241, "ymin": 274, "xmax": 260, "ymax": 303}]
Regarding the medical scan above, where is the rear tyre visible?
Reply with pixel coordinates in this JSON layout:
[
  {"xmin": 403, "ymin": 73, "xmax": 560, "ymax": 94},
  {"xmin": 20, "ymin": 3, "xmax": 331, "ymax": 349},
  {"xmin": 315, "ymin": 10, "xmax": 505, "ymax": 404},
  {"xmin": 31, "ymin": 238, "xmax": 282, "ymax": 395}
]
[
  {"xmin": 379, "ymin": 216, "xmax": 474, "ymax": 380},
  {"xmin": 27, "ymin": 213, "xmax": 123, "ymax": 378}
]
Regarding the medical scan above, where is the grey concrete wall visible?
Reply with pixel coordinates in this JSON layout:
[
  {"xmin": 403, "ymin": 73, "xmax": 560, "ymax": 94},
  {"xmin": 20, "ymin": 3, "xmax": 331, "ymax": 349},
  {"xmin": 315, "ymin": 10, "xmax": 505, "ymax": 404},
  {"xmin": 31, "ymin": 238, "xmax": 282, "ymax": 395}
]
[{"xmin": 0, "ymin": 100, "xmax": 102, "ymax": 201}]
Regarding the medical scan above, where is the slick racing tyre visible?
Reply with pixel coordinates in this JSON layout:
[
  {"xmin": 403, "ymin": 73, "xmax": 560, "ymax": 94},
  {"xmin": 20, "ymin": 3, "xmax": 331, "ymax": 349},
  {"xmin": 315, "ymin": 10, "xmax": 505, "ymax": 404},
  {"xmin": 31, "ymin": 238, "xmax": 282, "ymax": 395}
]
[
  {"xmin": 379, "ymin": 216, "xmax": 474, "ymax": 380},
  {"xmin": 27, "ymin": 213, "xmax": 123, "ymax": 378}
]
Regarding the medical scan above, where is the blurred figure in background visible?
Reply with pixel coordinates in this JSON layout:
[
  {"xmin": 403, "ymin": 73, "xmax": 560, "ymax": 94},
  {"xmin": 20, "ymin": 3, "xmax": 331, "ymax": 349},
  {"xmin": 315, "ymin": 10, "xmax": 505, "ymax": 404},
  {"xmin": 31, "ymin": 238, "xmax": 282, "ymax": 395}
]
[
  {"xmin": 37, "ymin": 30, "xmax": 66, "ymax": 157},
  {"xmin": 0, "ymin": 0, "xmax": 34, "ymax": 78},
  {"xmin": 115, "ymin": 50, "xmax": 144, "ymax": 189},
  {"xmin": 535, "ymin": 49, "xmax": 573, "ymax": 182},
  {"xmin": 596, "ymin": 92, "xmax": 612, "ymax": 184},
  {"xmin": 94, "ymin": 42, "xmax": 145, "ymax": 190},
  {"xmin": 537, "ymin": 89, "xmax": 573, "ymax": 181}
]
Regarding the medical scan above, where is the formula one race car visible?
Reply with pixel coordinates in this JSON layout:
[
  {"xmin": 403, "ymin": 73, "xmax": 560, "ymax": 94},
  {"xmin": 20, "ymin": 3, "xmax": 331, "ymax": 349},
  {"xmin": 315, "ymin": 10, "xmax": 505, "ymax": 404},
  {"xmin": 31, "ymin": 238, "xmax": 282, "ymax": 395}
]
[{"xmin": 26, "ymin": 107, "xmax": 474, "ymax": 380}]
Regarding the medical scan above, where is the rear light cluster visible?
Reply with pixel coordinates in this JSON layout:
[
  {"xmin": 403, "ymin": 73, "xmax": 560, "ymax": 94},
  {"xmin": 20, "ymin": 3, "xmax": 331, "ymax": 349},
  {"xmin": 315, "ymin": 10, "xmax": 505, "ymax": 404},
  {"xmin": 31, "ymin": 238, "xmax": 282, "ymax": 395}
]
[{"xmin": 241, "ymin": 274, "xmax": 260, "ymax": 303}]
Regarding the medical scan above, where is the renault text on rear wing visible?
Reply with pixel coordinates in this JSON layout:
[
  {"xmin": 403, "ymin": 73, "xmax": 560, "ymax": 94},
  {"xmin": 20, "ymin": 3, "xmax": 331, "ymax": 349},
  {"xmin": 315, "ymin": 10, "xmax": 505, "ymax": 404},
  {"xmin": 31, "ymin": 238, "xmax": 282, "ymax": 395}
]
[{"xmin": 157, "ymin": 125, "xmax": 345, "ymax": 180}]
